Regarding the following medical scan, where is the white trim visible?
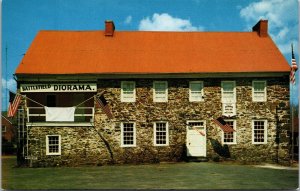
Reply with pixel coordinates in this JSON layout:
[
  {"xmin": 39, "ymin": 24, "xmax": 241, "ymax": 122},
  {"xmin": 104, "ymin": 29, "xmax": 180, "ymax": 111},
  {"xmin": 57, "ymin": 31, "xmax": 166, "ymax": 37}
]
[
  {"xmin": 221, "ymin": 81, "xmax": 236, "ymax": 103},
  {"xmin": 46, "ymin": 135, "xmax": 61, "ymax": 155},
  {"xmin": 222, "ymin": 120, "xmax": 237, "ymax": 145},
  {"xmin": 252, "ymin": 120, "xmax": 268, "ymax": 144},
  {"xmin": 153, "ymin": 81, "xmax": 168, "ymax": 102},
  {"xmin": 189, "ymin": 81, "xmax": 204, "ymax": 102},
  {"xmin": 26, "ymin": 122, "xmax": 94, "ymax": 127},
  {"xmin": 121, "ymin": 122, "xmax": 136, "ymax": 147},
  {"xmin": 121, "ymin": 81, "xmax": 136, "ymax": 102},
  {"xmin": 252, "ymin": 80, "xmax": 267, "ymax": 102},
  {"xmin": 153, "ymin": 121, "xmax": 169, "ymax": 146}
]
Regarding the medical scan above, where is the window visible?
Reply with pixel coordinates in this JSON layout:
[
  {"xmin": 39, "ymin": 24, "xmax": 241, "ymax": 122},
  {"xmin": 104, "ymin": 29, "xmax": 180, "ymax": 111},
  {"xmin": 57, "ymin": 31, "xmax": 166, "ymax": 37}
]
[
  {"xmin": 154, "ymin": 122, "xmax": 169, "ymax": 146},
  {"xmin": 222, "ymin": 120, "xmax": 236, "ymax": 144},
  {"xmin": 221, "ymin": 81, "xmax": 236, "ymax": 103},
  {"xmin": 252, "ymin": 81, "xmax": 267, "ymax": 102},
  {"xmin": 121, "ymin": 81, "xmax": 136, "ymax": 102},
  {"xmin": 221, "ymin": 81, "xmax": 236, "ymax": 116},
  {"xmin": 46, "ymin": 95, "xmax": 56, "ymax": 107},
  {"xmin": 46, "ymin": 135, "xmax": 61, "ymax": 155},
  {"xmin": 189, "ymin": 81, "xmax": 204, "ymax": 102},
  {"xmin": 121, "ymin": 122, "xmax": 136, "ymax": 147},
  {"xmin": 2, "ymin": 126, "xmax": 6, "ymax": 133},
  {"xmin": 153, "ymin": 81, "xmax": 168, "ymax": 102},
  {"xmin": 252, "ymin": 120, "xmax": 267, "ymax": 144}
]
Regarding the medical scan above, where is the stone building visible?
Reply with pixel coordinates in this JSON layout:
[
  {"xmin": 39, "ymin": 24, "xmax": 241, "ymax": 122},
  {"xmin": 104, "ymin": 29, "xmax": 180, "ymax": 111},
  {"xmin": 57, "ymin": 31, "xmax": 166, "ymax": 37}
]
[{"xmin": 14, "ymin": 20, "xmax": 291, "ymax": 167}]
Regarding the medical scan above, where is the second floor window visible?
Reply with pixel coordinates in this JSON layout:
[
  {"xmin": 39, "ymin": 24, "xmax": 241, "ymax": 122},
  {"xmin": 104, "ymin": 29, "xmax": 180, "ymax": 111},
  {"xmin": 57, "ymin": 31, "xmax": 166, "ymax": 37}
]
[
  {"xmin": 221, "ymin": 81, "xmax": 236, "ymax": 103},
  {"xmin": 153, "ymin": 81, "xmax": 168, "ymax": 102},
  {"xmin": 121, "ymin": 81, "xmax": 135, "ymax": 102},
  {"xmin": 189, "ymin": 81, "xmax": 204, "ymax": 102},
  {"xmin": 252, "ymin": 81, "xmax": 266, "ymax": 102}
]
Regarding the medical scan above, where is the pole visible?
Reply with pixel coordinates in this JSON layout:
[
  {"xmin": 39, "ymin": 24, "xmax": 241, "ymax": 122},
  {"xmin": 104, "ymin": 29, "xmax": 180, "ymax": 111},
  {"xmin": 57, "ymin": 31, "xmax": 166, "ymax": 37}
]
[
  {"xmin": 291, "ymin": 86, "xmax": 294, "ymax": 164},
  {"xmin": 5, "ymin": 44, "xmax": 8, "ymax": 110}
]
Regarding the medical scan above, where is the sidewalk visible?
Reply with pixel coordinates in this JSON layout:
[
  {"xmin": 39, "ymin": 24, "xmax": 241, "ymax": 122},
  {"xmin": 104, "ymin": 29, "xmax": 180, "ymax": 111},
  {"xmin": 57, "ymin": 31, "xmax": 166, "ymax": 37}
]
[{"xmin": 254, "ymin": 162, "xmax": 298, "ymax": 170}]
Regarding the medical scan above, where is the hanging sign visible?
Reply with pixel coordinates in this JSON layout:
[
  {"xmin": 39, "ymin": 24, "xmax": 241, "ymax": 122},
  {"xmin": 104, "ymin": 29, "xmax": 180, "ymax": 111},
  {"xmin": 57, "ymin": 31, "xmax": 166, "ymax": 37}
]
[{"xmin": 20, "ymin": 83, "xmax": 97, "ymax": 93}]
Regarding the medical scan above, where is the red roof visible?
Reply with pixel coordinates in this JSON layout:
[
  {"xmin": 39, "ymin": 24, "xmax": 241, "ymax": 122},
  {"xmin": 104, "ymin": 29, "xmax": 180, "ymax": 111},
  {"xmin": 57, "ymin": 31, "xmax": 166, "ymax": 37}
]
[{"xmin": 15, "ymin": 30, "xmax": 290, "ymax": 75}]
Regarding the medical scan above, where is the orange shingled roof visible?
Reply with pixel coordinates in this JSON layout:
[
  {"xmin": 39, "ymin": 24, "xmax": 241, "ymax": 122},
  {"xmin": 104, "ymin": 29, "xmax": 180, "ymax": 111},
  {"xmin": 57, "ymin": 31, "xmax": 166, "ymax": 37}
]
[{"xmin": 15, "ymin": 30, "xmax": 290, "ymax": 75}]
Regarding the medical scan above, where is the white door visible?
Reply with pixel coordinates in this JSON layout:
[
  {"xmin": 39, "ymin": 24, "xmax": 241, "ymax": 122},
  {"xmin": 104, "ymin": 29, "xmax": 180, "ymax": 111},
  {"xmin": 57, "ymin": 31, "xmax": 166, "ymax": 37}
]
[{"xmin": 186, "ymin": 121, "xmax": 206, "ymax": 157}]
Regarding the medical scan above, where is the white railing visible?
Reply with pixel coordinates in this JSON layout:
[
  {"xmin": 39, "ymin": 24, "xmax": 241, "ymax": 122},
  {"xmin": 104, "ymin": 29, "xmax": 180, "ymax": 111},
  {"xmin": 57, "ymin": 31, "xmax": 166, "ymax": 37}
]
[{"xmin": 27, "ymin": 107, "xmax": 94, "ymax": 123}]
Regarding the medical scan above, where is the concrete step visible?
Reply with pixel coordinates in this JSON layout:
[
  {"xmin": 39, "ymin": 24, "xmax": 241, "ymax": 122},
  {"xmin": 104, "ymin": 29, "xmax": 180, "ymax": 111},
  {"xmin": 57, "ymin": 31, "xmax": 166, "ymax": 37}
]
[{"xmin": 187, "ymin": 156, "xmax": 209, "ymax": 162}]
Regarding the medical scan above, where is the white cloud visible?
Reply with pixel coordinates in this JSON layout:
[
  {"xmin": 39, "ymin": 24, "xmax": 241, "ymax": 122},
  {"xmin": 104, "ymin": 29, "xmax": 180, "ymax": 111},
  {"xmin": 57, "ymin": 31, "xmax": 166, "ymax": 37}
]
[
  {"xmin": 124, "ymin": 15, "xmax": 132, "ymax": 24},
  {"xmin": 2, "ymin": 78, "xmax": 16, "ymax": 91},
  {"xmin": 138, "ymin": 13, "xmax": 204, "ymax": 31},
  {"xmin": 239, "ymin": 0, "xmax": 298, "ymax": 55}
]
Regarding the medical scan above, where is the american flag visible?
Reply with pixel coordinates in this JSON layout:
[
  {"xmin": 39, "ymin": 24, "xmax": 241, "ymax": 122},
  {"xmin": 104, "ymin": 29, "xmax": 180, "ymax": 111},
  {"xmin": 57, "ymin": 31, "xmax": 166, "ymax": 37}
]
[
  {"xmin": 213, "ymin": 117, "xmax": 235, "ymax": 133},
  {"xmin": 95, "ymin": 94, "xmax": 113, "ymax": 119},
  {"xmin": 290, "ymin": 44, "xmax": 298, "ymax": 85},
  {"xmin": 7, "ymin": 91, "xmax": 22, "ymax": 118}
]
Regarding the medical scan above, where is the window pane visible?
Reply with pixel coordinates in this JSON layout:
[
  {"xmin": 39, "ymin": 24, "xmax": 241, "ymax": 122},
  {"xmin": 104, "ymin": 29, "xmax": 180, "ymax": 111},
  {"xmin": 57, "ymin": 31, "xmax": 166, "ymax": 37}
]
[
  {"xmin": 253, "ymin": 121, "xmax": 266, "ymax": 143},
  {"xmin": 155, "ymin": 122, "xmax": 167, "ymax": 145},
  {"xmin": 191, "ymin": 83, "xmax": 202, "ymax": 91},
  {"xmin": 223, "ymin": 82, "xmax": 234, "ymax": 91},
  {"xmin": 122, "ymin": 123, "xmax": 135, "ymax": 146},
  {"xmin": 254, "ymin": 82, "xmax": 265, "ymax": 91},
  {"xmin": 47, "ymin": 135, "xmax": 60, "ymax": 154}
]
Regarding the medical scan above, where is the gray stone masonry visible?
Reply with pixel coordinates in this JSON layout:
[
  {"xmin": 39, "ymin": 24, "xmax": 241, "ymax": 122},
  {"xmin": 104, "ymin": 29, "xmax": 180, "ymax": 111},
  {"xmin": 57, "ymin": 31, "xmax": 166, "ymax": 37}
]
[{"xmin": 27, "ymin": 76, "xmax": 290, "ymax": 167}]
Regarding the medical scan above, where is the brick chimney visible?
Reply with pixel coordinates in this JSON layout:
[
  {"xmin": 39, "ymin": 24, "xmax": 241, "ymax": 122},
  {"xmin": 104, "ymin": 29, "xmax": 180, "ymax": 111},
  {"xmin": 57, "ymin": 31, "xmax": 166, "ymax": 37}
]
[
  {"xmin": 105, "ymin": 20, "xmax": 115, "ymax": 36},
  {"xmin": 252, "ymin": 20, "xmax": 268, "ymax": 37}
]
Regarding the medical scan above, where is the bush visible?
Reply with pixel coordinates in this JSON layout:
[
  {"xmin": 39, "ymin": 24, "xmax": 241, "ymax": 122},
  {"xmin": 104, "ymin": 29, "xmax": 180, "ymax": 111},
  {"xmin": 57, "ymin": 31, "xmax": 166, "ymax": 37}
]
[{"xmin": 209, "ymin": 139, "xmax": 231, "ymax": 158}]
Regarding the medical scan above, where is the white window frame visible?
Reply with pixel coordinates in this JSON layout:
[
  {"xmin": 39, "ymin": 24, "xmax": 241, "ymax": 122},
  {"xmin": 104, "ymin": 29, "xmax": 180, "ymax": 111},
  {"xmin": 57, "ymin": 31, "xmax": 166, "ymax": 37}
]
[
  {"xmin": 221, "ymin": 81, "xmax": 236, "ymax": 103},
  {"xmin": 252, "ymin": 81, "xmax": 267, "ymax": 102},
  {"xmin": 46, "ymin": 135, "xmax": 61, "ymax": 155},
  {"xmin": 153, "ymin": 121, "xmax": 169, "ymax": 146},
  {"xmin": 2, "ymin": 126, "xmax": 6, "ymax": 133},
  {"xmin": 121, "ymin": 122, "xmax": 136, "ymax": 147},
  {"xmin": 222, "ymin": 120, "xmax": 237, "ymax": 145},
  {"xmin": 252, "ymin": 120, "xmax": 267, "ymax": 144},
  {"xmin": 121, "ymin": 81, "xmax": 136, "ymax": 102},
  {"xmin": 189, "ymin": 81, "xmax": 204, "ymax": 102},
  {"xmin": 153, "ymin": 81, "xmax": 168, "ymax": 102}
]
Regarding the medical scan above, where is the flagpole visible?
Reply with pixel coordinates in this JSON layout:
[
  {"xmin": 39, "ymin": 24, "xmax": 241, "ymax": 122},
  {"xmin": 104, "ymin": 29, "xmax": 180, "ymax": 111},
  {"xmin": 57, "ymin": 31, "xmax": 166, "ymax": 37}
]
[{"xmin": 291, "ymin": 83, "xmax": 294, "ymax": 164}]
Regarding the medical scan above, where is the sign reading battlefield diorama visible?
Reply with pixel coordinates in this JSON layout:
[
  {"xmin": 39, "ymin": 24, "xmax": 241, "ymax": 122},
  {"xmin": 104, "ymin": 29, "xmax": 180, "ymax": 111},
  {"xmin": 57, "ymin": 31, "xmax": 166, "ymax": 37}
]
[{"xmin": 20, "ymin": 83, "xmax": 97, "ymax": 92}]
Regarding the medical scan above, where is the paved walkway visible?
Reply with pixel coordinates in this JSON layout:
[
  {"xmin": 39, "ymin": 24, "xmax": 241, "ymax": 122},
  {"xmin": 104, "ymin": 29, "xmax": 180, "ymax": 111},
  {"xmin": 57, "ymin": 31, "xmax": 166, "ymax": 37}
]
[{"xmin": 254, "ymin": 163, "xmax": 298, "ymax": 170}]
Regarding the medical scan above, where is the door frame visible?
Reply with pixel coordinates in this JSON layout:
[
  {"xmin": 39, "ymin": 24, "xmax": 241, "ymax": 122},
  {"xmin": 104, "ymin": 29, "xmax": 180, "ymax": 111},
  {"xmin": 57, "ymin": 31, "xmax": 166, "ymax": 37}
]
[{"xmin": 186, "ymin": 120, "xmax": 207, "ymax": 157}]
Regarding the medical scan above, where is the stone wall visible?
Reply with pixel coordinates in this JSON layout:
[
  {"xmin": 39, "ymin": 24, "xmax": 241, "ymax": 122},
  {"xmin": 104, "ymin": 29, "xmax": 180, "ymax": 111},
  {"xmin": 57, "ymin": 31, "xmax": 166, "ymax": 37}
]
[{"xmin": 26, "ymin": 76, "xmax": 290, "ymax": 167}]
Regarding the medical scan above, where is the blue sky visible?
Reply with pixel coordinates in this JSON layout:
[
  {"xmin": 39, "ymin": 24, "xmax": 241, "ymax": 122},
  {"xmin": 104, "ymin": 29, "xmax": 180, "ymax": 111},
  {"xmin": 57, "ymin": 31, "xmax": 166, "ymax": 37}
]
[{"xmin": 1, "ymin": 0, "xmax": 299, "ymax": 110}]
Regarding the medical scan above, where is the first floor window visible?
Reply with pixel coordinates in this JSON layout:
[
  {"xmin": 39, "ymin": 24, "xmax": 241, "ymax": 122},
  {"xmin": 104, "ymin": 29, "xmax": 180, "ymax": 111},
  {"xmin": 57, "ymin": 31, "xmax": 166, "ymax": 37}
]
[
  {"xmin": 46, "ymin": 135, "xmax": 61, "ymax": 155},
  {"xmin": 252, "ymin": 120, "xmax": 267, "ymax": 144},
  {"xmin": 154, "ymin": 122, "xmax": 169, "ymax": 146},
  {"xmin": 121, "ymin": 122, "xmax": 136, "ymax": 147},
  {"xmin": 223, "ymin": 120, "xmax": 236, "ymax": 144}
]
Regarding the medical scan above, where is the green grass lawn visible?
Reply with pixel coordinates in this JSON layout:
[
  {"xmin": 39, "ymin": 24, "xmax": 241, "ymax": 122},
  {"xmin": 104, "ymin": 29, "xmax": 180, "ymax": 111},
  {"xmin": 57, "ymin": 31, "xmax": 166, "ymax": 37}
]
[{"xmin": 2, "ymin": 156, "xmax": 298, "ymax": 189}]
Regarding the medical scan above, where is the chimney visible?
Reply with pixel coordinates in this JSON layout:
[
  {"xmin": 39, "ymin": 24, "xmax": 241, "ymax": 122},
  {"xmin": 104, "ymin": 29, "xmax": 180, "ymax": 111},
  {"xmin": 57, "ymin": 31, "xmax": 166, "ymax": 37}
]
[
  {"xmin": 105, "ymin": 20, "xmax": 115, "ymax": 36},
  {"xmin": 252, "ymin": 20, "xmax": 268, "ymax": 37}
]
